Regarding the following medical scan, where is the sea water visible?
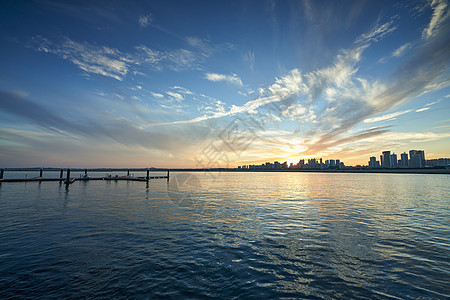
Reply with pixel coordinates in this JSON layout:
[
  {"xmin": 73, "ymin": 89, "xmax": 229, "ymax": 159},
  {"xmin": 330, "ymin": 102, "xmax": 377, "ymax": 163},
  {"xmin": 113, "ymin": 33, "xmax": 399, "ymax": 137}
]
[{"xmin": 0, "ymin": 172, "xmax": 449, "ymax": 298}]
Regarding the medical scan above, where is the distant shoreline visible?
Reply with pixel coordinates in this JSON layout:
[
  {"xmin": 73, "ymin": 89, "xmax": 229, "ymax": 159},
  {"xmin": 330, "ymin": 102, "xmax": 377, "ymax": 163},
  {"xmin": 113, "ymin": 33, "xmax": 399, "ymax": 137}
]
[{"xmin": 2, "ymin": 167, "xmax": 449, "ymax": 174}]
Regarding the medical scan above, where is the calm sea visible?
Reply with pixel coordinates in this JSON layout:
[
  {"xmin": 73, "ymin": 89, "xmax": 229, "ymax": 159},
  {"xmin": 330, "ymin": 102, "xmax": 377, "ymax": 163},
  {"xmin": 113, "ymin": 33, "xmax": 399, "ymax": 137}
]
[{"xmin": 0, "ymin": 172, "xmax": 449, "ymax": 298}]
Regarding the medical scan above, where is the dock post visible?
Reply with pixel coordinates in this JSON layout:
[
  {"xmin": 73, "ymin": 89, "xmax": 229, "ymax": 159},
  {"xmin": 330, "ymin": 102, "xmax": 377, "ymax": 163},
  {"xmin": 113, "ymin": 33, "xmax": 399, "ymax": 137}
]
[
  {"xmin": 66, "ymin": 169, "xmax": 71, "ymax": 181},
  {"xmin": 0, "ymin": 168, "xmax": 4, "ymax": 180},
  {"xmin": 84, "ymin": 169, "xmax": 88, "ymax": 176},
  {"xmin": 40, "ymin": 168, "xmax": 43, "ymax": 177},
  {"xmin": 167, "ymin": 169, "xmax": 170, "ymax": 181},
  {"xmin": 127, "ymin": 169, "xmax": 130, "ymax": 176},
  {"xmin": 146, "ymin": 168, "xmax": 149, "ymax": 181},
  {"xmin": 60, "ymin": 169, "xmax": 64, "ymax": 179}
]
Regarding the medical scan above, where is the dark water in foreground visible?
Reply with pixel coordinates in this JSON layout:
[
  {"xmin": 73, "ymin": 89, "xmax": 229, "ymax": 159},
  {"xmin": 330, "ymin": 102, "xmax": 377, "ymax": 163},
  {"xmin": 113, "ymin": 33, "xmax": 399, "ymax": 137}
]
[{"xmin": 0, "ymin": 172, "xmax": 449, "ymax": 299}]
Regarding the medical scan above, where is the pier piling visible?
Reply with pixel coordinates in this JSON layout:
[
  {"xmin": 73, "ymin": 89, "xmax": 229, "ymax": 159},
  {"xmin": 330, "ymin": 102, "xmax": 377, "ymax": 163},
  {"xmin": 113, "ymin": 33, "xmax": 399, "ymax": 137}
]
[
  {"xmin": 146, "ymin": 169, "xmax": 150, "ymax": 181},
  {"xmin": 0, "ymin": 168, "xmax": 4, "ymax": 180},
  {"xmin": 127, "ymin": 169, "xmax": 130, "ymax": 176},
  {"xmin": 39, "ymin": 168, "xmax": 43, "ymax": 177},
  {"xmin": 167, "ymin": 170, "xmax": 170, "ymax": 181},
  {"xmin": 84, "ymin": 169, "xmax": 88, "ymax": 176},
  {"xmin": 66, "ymin": 169, "xmax": 71, "ymax": 181},
  {"xmin": 60, "ymin": 169, "xmax": 64, "ymax": 179}
]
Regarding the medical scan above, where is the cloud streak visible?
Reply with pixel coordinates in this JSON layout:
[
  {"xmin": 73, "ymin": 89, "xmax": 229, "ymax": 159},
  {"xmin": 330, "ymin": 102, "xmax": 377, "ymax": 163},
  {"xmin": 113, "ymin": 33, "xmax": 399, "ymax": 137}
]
[
  {"xmin": 392, "ymin": 43, "xmax": 412, "ymax": 57},
  {"xmin": 243, "ymin": 51, "xmax": 255, "ymax": 71},
  {"xmin": 30, "ymin": 35, "xmax": 225, "ymax": 79},
  {"xmin": 422, "ymin": 0, "xmax": 449, "ymax": 39},
  {"xmin": 0, "ymin": 89, "xmax": 209, "ymax": 153},
  {"xmin": 364, "ymin": 110, "xmax": 412, "ymax": 123},
  {"xmin": 379, "ymin": 43, "xmax": 412, "ymax": 63},
  {"xmin": 32, "ymin": 36, "xmax": 131, "ymax": 80},
  {"xmin": 355, "ymin": 20, "xmax": 397, "ymax": 44},
  {"xmin": 204, "ymin": 73, "xmax": 243, "ymax": 86}
]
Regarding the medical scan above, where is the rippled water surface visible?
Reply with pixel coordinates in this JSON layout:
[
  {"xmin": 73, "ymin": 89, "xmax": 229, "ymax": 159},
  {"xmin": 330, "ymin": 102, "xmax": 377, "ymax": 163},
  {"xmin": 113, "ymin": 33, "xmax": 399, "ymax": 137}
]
[{"xmin": 0, "ymin": 172, "xmax": 449, "ymax": 298}]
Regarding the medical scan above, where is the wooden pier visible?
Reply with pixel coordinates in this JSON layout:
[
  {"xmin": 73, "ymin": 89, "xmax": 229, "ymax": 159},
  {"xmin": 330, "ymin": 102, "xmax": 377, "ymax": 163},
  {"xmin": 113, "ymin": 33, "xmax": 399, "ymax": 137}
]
[{"xmin": 0, "ymin": 168, "xmax": 169, "ymax": 184}]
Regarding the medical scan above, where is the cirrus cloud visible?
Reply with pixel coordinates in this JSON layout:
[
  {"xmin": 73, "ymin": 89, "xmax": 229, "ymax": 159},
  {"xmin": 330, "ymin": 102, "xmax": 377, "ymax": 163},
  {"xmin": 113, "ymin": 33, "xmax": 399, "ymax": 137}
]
[
  {"xmin": 204, "ymin": 73, "xmax": 243, "ymax": 86},
  {"xmin": 138, "ymin": 14, "xmax": 152, "ymax": 28}
]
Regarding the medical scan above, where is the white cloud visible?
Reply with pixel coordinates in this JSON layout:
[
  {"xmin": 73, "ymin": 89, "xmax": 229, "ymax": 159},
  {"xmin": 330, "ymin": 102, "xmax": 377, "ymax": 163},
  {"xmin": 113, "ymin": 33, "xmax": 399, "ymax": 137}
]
[
  {"xmin": 416, "ymin": 107, "xmax": 430, "ymax": 112},
  {"xmin": 363, "ymin": 110, "xmax": 412, "ymax": 123},
  {"xmin": 243, "ymin": 51, "xmax": 255, "ymax": 71},
  {"xmin": 151, "ymin": 92, "xmax": 164, "ymax": 98},
  {"xmin": 166, "ymin": 91, "xmax": 184, "ymax": 101},
  {"xmin": 392, "ymin": 43, "xmax": 412, "ymax": 57},
  {"xmin": 204, "ymin": 73, "xmax": 243, "ymax": 86},
  {"xmin": 269, "ymin": 69, "xmax": 306, "ymax": 99},
  {"xmin": 172, "ymin": 86, "xmax": 193, "ymax": 95},
  {"xmin": 134, "ymin": 45, "xmax": 205, "ymax": 71},
  {"xmin": 160, "ymin": 21, "xmax": 397, "ymax": 127},
  {"xmin": 281, "ymin": 104, "xmax": 307, "ymax": 120},
  {"xmin": 423, "ymin": 0, "xmax": 449, "ymax": 39},
  {"xmin": 186, "ymin": 37, "xmax": 215, "ymax": 57},
  {"xmin": 32, "ymin": 36, "xmax": 131, "ymax": 81},
  {"xmin": 378, "ymin": 43, "xmax": 413, "ymax": 63},
  {"xmin": 179, "ymin": 16, "xmax": 446, "ymax": 150},
  {"xmin": 138, "ymin": 14, "xmax": 152, "ymax": 28},
  {"xmin": 355, "ymin": 20, "xmax": 397, "ymax": 44},
  {"xmin": 134, "ymin": 45, "xmax": 163, "ymax": 66},
  {"xmin": 166, "ymin": 49, "xmax": 197, "ymax": 71},
  {"xmin": 425, "ymin": 99, "xmax": 442, "ymax": 106},
  {"xmin": 32, "ymin": 35, "xmax": 222, "ymax": 79}
]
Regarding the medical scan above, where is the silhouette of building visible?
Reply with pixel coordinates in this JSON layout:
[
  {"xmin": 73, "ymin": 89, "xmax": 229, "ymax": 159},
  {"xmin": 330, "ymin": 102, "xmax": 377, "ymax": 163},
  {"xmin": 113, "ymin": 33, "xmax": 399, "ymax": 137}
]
[
  {"xmin": 426, "ymin": 158, "xmax": 450, "ymax": 167},
  {"xmin": 409, "ymin": 150, "xmax": 425, "ymax": 168},
  {"xmin": 330, "ymin": 159, "xmax": 335, "ymax": 167},
  {"xmin": 241, "ymin": 157, "xmax": 345, "ymax": 170},
  {"xmin": 298, "ymin": 159, "xmax": 305, "ymax": 168},
  {"xmin": 390, "ymin": 153, "xmax": 398, "ymax": 168},
  {"xmin": 382, "ymin": 151, "xmax": 391, "ymax": 168},
  {"xmin": 368, "ymin": 156, "xmax": 380, "ymax": 168},
  {"xmin": 400, "ymin": 152, "xmax": 408, "ymax": 168}
]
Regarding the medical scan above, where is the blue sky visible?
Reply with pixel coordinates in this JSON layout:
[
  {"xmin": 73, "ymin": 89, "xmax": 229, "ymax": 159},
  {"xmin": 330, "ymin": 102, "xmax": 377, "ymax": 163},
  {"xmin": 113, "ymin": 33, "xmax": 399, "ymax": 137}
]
[{"xmin": 0, "ymin": 0, "xmax": 449, "ymax": 168}]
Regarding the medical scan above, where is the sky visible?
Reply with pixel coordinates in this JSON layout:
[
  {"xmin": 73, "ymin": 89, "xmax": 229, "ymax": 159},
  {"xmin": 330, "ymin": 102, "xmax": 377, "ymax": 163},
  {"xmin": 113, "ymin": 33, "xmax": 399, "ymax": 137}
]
[{"xmin": 0, "ymin": 0, "xmax": 449, "ymax": 168}]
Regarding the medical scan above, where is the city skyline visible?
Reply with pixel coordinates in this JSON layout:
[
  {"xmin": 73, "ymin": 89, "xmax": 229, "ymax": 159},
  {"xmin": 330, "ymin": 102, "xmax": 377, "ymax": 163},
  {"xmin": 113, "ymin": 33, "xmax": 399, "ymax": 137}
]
[
  {"xmin": 240, "ymin": 148, "xmax": 449, "ymax": 170},
  {"xmin": 0, "ymin": 1, "xmax": 449, "ymax": 168}
]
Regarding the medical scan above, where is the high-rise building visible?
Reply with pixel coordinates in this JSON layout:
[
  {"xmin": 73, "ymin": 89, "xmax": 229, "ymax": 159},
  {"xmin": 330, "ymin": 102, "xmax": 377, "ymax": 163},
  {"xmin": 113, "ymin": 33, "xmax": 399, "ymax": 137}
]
[
  {"xmin": 298, "ymin": 159, "xmax": 305, "ymax": 168},
  {"xmin": 368, "ymin": 156, "xmax": 378, "ymax": 168},
  {"xmin": 382, "ymin": 151, "xmax": 391, "ymax": 168},
  {"xmin": 380, "ymin": 155, "xmax": 383, "ymax": 167},
  {"xmin": 400, "ymin": 152, "xmax": 408, "ymax": 168},
  {"xmin": 399, "ymin": 152, "xmax": 408, "ymax": 168},
  {"xmin": 409, "ymin": 150, "xmax": 425, "ymax": 168},
  {"xmin": 390, "ymin": 153, "xmax": 398, "ymax": 168}
]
